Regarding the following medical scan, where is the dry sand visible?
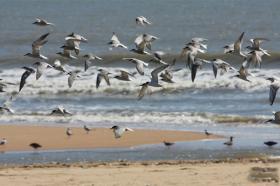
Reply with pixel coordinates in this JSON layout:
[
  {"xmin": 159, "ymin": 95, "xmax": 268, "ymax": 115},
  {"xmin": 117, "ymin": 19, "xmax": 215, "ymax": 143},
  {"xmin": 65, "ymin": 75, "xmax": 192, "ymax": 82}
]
[
  {"xmin": 0, "ymin": 159, "xmax": 279, "ymax": 186},
  {"xmin": 0, "ymin": 125, "xmax": 221, "ymax": 151}
]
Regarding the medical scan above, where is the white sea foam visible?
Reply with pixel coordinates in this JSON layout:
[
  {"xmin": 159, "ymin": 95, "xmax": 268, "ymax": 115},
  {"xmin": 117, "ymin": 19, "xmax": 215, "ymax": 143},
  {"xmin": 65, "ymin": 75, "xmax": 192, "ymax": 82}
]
[{"xmin": 0, "ymin": 66, "xmax": 276, "ymax": 97}]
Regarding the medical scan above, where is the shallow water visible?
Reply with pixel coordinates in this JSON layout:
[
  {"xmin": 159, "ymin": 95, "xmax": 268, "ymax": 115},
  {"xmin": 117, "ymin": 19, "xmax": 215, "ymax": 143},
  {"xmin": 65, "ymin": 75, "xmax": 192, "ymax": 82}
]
[{"xmin": 1, "ymin": 0, "xmax": 280, "ymax": 163}]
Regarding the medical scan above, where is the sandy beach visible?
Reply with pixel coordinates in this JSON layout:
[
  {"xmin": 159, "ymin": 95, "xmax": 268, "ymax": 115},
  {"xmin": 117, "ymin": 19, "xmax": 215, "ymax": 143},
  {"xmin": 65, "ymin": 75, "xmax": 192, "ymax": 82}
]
[
  {"xmin": 0, "ymin": 125, "xmax": 221, "ymax": 152},
  {"xmin": 0, "ymin": 158, "xmax": 279, "ymax": 186}
]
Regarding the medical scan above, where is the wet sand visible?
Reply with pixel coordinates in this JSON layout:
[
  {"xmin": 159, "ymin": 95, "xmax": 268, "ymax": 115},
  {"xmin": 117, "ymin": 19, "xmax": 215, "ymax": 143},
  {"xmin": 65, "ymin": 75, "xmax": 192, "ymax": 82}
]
[
  {"xmin": 0, "ymin": 158, "xmax": 279, "ymax": 186},
  {"xmin": 0, "ymin": 125, "xmax": 221, "ymax": 152}
]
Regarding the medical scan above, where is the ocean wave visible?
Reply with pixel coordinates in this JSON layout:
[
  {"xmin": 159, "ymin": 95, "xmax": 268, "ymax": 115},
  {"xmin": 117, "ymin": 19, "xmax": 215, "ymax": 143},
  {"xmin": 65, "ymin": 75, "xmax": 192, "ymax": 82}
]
[
  {"xmin": 0, "ymin": 65, "xmax": 276, "ymax": 98},
  {"xmin": 0, "ymin": 110, "xmax": 268, "ymax": 127}
]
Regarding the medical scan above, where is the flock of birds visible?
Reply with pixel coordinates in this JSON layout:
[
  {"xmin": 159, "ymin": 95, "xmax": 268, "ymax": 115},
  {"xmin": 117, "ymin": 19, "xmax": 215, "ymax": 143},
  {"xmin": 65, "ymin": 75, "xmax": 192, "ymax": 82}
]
[{"xmin": 0, "ymin": 16, "xmax": 279, "ymax": 150}]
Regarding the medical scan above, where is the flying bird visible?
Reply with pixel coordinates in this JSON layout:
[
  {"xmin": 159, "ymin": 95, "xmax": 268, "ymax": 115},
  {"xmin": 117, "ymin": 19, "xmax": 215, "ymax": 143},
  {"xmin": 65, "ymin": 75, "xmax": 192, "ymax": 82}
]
[
  {"xmin": 136, "ymin": 16, "xmax": 152, "ymax": 26},
  {"xmin": 19, "ymin": 67, "xmax": 35, "ymax": 92},
  {"xmin": 138, "ymin": 64, "xmax": 169, "ymax": 100},
  {"xmin": 108, "ymin": 32, "xmax": 128, "ymax": 49},
  {"xmin": 264, "ymin": 141, "xmax": 277, "ymax": 147},
  {"xmin": 83, "ymin": 53, "xmax": 103, "ymax": 72},
  {"xmin": 96, "ymin": 69, "xmax": 111, "ymax": 89},
  {"xmin": 24, "ymin": 33, "xmax": 49, "ymax": 60},
  {"xmin": 33, "ymin": 18, "xmax": 54, "ymax": 26},
  {"xmin": 123, "ymin": 58, "xmax": 149, "ymax": 75},
  {"xmin": 110, "ymin": 125, "xmax": 133, "ymax": 139},
  {"xmin": 33, "ymin": 62, "xmax": 53, "ymax": 80},
  {"xmin": 68, "ymin": 70, "xmax": 81, "ymax": 88}
]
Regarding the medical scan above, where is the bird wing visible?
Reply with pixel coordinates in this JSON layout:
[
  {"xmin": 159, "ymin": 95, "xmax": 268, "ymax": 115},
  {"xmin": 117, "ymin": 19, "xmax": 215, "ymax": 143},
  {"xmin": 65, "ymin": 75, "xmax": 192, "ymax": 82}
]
[
  {"xmin": 33, "ymin": 33, "xmax": 49, "ymax": 46},
  {"xmin": 103, "ymin": 74, "xmax": 110, "ymax": 86},
  {"xmin": 136, "ymin": 62, "xmax": 145, "ymax": 75},
  {"xmin": 234, "ymin": 32, "xmax": 244, "ymax": 52},
  {"xmin": 19, "ymin": 69, "xmax": 33, "ymax": 92},
  {"xmin": 84, "ymin": 60, "xmax": 91, "ymax": 72},
  {"xmin": 269, "ymin": 84, "xmax": 279, "ymax": 105},
  {"xmin": 111, "ymin": 33, "xmax": 120, "ymax": 43},
  {"xmin": 212, "ymin": 62, "xmax": 218, "ymax": 78},
  {"xmin": 138, "ymin": 83, "xmax": 148, "ymax": 100},
  {"xmin": 191, "ymin": 62, "xmax": 201, "ymax": 82},
  {"xmin": 68, "ymin": 72, "xmax": 76, "ymax": 88},
  {"xmin": 151, "ymin": 64, "xmax": 169, "ymax": 84}
]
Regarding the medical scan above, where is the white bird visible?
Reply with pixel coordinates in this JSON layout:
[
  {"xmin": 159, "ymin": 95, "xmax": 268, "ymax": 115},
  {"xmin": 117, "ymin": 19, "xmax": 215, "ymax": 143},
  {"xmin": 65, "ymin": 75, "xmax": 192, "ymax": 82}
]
[
  {"xmin": 33, "ymin": 18, "xmax": 54, "ymax": 26},
  {"xmin": 108, "ymin": 32, "xmax": 128, "ymax": 49},
  {"xmin": 131, "ymin": 34, "xmax": 158, "ymax": 54},
  {"xmin": 33, "ymin": 61, "xmax": 53, "ymax": 80},
  {"xmin": 0, "ymin": 138, "xmax": 7, "ymax": 145},
  {"xmin": 136, "ymin": 16, "xmax": 152, "ymax": 26},
  {"xmin": 267, "ymin": 77, "xmax": 280, "ymax": 105},
  {"xmin": 83, "ymin": 53, "xmax": 103, "ymax": 72},
  {"xmin": 110, "ymin": 125, "xmax": 133, "ymax": 139},
  {"xmin": 123, "ymin": 58, "xmax": 149, "ymax": 75},
  {"xmin": 223, "ymin": 32, "xmax": 246, "ymax": 57},
  {"xmin": 0, "ymin": 95, "xmax": 15, "ymax": 114},
  {"xmin": 50, "ymin": 106, "xmax": 72, "ymax": 116},
  {"xmin": 138, "ymin": 64, "xmax": 169, "ymax": 100},
  {"xmin": 233, "ymin": 64, "xmax": 251, "ymax": 82},
  {"xmin": 190, "ymin": 58, "xmax": 210, "ymax": 82},
  {"xmin": 68, "ymin": 70, "xmax": 81, "ymax": 88},
  {"xmin": 211, "ymin": 59, "xmax": 236, "ymax": 78},
  {"xmin": 24, "ymin": 33, "xmax": 49, "ymax": 60},
  {"xmin": 52, "ymin": 59, "xmax": 67, "ymax": 73},
  {"xmin": 65, "ymin": 32, "xmax": 88, "ymax": 43},
  {"xmin": 96, "ymin": 69, "xmax": 111, "ymax": 89},
  {"xmin": 266, "ymin": 111, "xmax": 280, "ymax": 124},
  {"xmin": 56, "ymin": 48, "xmax": 77, "ymax": 59},
  {"xmin": 114, "ymin": 70, "xmax": 135, "ymax": 81},
  {"xmin": 246, "ymin": 38, "xmax": 270, "ymax": 56},
  {"xmin": 19, "ymin": 67, "xmax": 35, "ymax": 92},
  {"xmin": 150, "ymin": 51, "xmax": 168, "ymax": 65}
]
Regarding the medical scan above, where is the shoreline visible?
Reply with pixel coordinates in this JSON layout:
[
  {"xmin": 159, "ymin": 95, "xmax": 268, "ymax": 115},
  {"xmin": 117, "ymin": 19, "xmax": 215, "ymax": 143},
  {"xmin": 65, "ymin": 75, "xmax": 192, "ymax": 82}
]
[
  {"xmin": 0, "ymin": 157, "xmax": 279, "ymax": 186},
  {"xmin": 0, "ymin": 125, "xmax": 222, "ymax": 152}
]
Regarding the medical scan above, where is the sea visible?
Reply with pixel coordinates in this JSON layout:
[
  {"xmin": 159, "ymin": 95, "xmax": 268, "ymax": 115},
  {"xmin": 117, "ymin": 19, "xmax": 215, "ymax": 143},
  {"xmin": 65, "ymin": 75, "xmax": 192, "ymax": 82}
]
[{"xmin": 1, "ymin": 0, "xmax": 280, "ymax": 164}]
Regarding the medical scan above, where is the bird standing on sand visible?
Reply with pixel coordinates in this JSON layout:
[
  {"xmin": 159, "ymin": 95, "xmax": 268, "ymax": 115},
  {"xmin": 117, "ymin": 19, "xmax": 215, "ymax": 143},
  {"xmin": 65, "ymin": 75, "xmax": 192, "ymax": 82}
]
[
  {"xmin": 66, "ymin": 128, "xmax": 73, "ymax": 137},
  {"xmin": 84, "ymin": 125, "xmax": 91, "ymax": 134},
  {"xmin": 204, "ymin": 130, "xmax": 212, "ymax": 136},
  {"xmin": 163, "ymin": 141, "xmax": 175, "ymax": 148},
  {"xmin": 110, "ymin": 126, "xmax": 133, "ymax": 139},
  {"xmin": 264, "ymin": 141, "xmax": 277, "ymax": 147},
  {"xmin": 29, "ymin": 143, "xmax": 42, "ymax": 150},
  {"xmin": 224, "ymin": 136, "xmax": 234, "ymax": 146},
  {"xmin": 0, "ymin": 138, "xmax": 7, "ymax": 145}
]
